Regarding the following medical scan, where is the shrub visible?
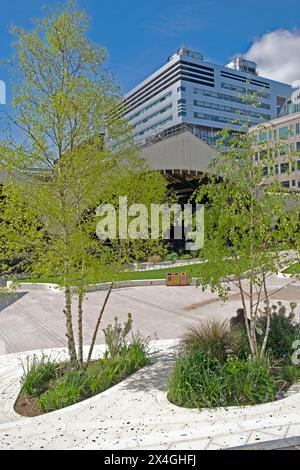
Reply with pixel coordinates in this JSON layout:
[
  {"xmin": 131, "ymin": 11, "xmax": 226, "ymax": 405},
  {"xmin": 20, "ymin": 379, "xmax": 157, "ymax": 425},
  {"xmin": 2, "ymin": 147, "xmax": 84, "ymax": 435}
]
[
  {"xmin": 20, "ymin": 315, "xmax": 151, "ymax": 414},
  {"xmin": 281, "ymin": 364, "xmax": 300, "ymax": 384},
  {"xmin": 224, "ymin": 357, "xmax": 277, "ymax": 405},
  {"xmin": 21, "ymin": 354, "xmax": 59, "ymax": 397},
  {"xmin": 181, "ymin": 320, "xmax": 230, "ymax": 360},
  {"xmin": 168, "ymin": 350, "xmax": 226, "ymax": 408},
  {"xmin": 229, "ymin": 326, "xmax": 251, "ymax": 359},
  {"xmin": 86, "ymin": 335, "xmax": 150, "ymax": 395},
  {"xmin": 103, "ymin": 313, "xmax": 133, "ymax": 358},
  {"xmin": 257, "ymin": 302, "xmax": 300, "ymax": 360},
  {"xmin": 119, "ymin": 333, "xmax": 151, "ymax": 373},
  {"xmin": 179, "ymin": 253, "xmax": 192, "ymax": 260},
  {"xmin": 37, "ymin": 370, "xmax": 87, "ymax": 412},
  {"xmin": 190, "ymin": 250, "xmax": 200, "ymax": 259},
  {"xmin": 165, "ymin": 252, "xmax": 179, "ymax": 262},
  {"xmin": 35, "ymin": 334, "xmax": 151, "ymax": 412},
  {"xmin": 168, "ymin": 310, "xmax": 300, "ymax": 410},
  {"xmin": 168, "ymin": 350, "xmax": 277, "ymax": 408},
  {"xmin": 84, "ymin": 358, "xmax": 122, "ymax": 395}
]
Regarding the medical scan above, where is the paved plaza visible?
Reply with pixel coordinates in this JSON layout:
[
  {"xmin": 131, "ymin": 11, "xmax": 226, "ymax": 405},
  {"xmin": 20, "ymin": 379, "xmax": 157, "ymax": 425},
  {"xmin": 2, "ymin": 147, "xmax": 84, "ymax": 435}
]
[
  {"xmin": 1, "ymin": 275, "xmax": 300, "ymax": 355},
  {"xmin": 0, "ymin": 275, "xmax": 300, "ymax": 449}
]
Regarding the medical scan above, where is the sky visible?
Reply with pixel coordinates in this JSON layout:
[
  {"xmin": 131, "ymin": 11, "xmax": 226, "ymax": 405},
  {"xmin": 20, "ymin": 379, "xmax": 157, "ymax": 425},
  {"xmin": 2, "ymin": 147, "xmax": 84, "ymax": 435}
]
[{"xmin": 0, "ymin": 0, "xmax": 300, "ymax": 99}]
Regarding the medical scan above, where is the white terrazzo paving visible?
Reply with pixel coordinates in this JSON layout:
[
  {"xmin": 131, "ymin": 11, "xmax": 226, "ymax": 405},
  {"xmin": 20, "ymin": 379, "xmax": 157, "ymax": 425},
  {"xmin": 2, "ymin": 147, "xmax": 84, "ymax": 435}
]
[{"xmin": 1, "ymin": 339, "xmax": 300, "ymax": 450}]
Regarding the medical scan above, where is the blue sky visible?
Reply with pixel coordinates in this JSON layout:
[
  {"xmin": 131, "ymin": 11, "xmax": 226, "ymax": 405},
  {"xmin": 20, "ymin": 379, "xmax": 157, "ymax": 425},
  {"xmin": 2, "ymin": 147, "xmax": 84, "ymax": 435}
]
[{"xmin": 0, "ymin": 0, "xmax": 299, "ymax": 95}]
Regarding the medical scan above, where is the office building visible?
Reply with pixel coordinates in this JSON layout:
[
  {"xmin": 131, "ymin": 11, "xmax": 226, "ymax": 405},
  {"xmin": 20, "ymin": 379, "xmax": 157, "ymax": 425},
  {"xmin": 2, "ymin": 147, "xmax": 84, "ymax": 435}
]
[
  {"xmin": 123, "ymin": 48, "xmax": 292, "ymax": 148},
  {"xmin": 250, "ymin": 88, "xmax": 300, "ymax": 190}
]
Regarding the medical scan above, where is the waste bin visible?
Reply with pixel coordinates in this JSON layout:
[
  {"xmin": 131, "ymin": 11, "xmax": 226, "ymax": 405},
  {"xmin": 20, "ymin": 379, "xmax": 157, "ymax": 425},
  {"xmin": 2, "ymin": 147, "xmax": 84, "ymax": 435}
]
[{"xmin": 166, "ymin": 272, "xmax": 188, "ymax": 286}]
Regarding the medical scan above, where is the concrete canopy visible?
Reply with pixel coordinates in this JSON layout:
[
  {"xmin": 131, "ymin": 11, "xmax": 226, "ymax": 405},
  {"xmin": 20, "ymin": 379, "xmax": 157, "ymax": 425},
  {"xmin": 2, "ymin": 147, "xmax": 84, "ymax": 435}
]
[{"xmin": 139, "ymin": 130, "xmax": 216, "ymax": 175}]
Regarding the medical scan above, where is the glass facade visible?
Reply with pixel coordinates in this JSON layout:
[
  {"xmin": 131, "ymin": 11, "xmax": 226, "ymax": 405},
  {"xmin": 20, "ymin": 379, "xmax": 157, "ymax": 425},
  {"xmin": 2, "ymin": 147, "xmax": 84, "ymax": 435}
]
[
  {"xmin": 193, "ymin": 87, "xmax": 271, "ymax": 110},
  {"xmin": 133, "ymin": 104, "xmax": 173, "ymax": 129},
  {"xmin": 133, "ymin": 115, "xmax": 173, "ymax": 138},
  {"xmin": 194, "ymin": 99, "xmax": 271, "ymax": 120},
  {"xmin": 279, "ymin": 88, "xmax": 300, "ymax": 117}
]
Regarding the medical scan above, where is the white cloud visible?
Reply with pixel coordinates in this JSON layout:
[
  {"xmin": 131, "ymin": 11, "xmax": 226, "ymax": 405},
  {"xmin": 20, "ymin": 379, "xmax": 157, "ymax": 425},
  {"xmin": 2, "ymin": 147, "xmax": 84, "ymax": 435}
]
[{"xmin": 244, "ymin": 30, "xmax": 300, "ymax": 85}]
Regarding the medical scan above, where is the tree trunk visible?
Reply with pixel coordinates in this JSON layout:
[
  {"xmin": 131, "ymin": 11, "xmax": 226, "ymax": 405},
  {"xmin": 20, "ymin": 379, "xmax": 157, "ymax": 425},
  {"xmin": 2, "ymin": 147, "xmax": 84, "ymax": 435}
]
[
  {"xmin": 260, "ymin": 274, "xmax": 271, "ymax": 358},
  {"xmin": 237, "ymin": 275, "xmax": 255, "ymax": 356},
  {"xmin": 64, "ymin": 285, "xmax": 77, "ymax": 364},
  {"xmin": 86, "ymin": 282, "xmax": 114, "ymax": 366},
  {"xmin": 77, "ymin": 291, "xmax": 84, "ymax": 365},
  {"xmin": 249, "ymin": 279, "xmax": 257, "ymax": 357}
]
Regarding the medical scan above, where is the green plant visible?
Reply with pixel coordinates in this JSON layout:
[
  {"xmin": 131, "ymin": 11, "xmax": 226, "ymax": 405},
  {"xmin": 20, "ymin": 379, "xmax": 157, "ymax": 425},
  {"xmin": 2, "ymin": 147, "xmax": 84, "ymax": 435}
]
[
  {"xmin": 1, "ymin": 1, "xmax": 170, "ymax": 367},
  {"xmin": 181, "ymin": 320, "xmax": 230, "ymax": 360},
  {"xmin": 85, "ymin": 342, "xmax": 150, "ymax": 395},
  {"xmin": 119, "ymin": 334, "xmax": 151, "ymax": 373},
  {"xmin": 103, "ymin": 313, "xmax": 133, "ymax": 358},
  {"xmin": 168, "ymin": 350, "xmax": 226, "ymax": 408},
  {"xmin": 168, "ymin": 350, "xmax": 277, "ymax": 409},
  {"xmin": 224, "ymin": 357, "xmax": 277, "ymax": 405},
  {"xmin": 195, "ymin": 123, "xmax": 299, "ymax": 359},
  {"xmin": 34, "ymin": 333, "xmax": 151, "ymax": 412},
  {"xmin": 281, "ymin": 364, "xmax": 300, "ymax": 384},
  {"xmin": 190, "ymin": 250, "xmax": 200, "ymax": 259},
  {"xmin": 19, "ymin": 312, "xmax": 151, "ymax": 415},
  {"xmin": 84, "ymin": 357, "xmax": 123, "ymax": 395},
  {"xmin": 257, "ymin": 302, "xmax": 300, "ymax": 360},
  {"xmin": 21, "ymin": 354, "xmax": 59, "ymax": 397},
  {"xmin": 229, "ymin": 326, "xmax": 251, "ymax": 359},
  {"xmin": 165, "ymin": 252, "xmax": 179, "ymax": 262},
  {"xmin": 37, "ymin": 370, "xmax": 87, "ymax": 412},
  {"xmin": 179, "ymin": 253, "xmax": 192, "ymax": 260}
]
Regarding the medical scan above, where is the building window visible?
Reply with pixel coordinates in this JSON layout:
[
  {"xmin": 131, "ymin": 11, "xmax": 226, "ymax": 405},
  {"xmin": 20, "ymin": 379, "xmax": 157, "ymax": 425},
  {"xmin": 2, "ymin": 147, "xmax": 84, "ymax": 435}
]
[
  {"xmin": 178, "ymin": 111, "xmax": 186, "ymax": 116},
  {"xmin": 133, "ymin": 115, "xmax": 173, "ymax": 137},
  {"xmin": 282, "ymin": 181, "xmax": 290, "ymax": 188},
  {"xmin": 279, "ymin": 144, "xmax": 289, "ymax": 156},
  {"xmin": 275, "ymin": 164, "xmax": 279, "ymax": 175},
  {"xmin": 127, "ymin": 91, "xmax": 172, "ymax": 121},
  {"xmin": 133, "ymin": 104, "xmax": 173, "ymax": 128},
  {"xmin": 297, "ymin": 160, "xmax": 300, "ymax": 170},
  {"xmin": 193, "ymin": 86, "xmax": 270, "ymax": 110},
  {"xmin": 259, "ymin": 131, "xmax": 267, "ymax": 142},
  {"xmin": 221, "ymin": 82, "xmax": 270, "ymax": 99},
  {"xmin": 280, "ymin": 163, "xmax": 289, "ymax": 173},
  {"xmin": 193, "ymin": 99, "xmax": 270, "ymax": 120},
  {"xmin": 279, "ymin": 127, "xmax": 288, "ymax": 138},
  {"xmin": 178, "ymin": 99, "xmax": 186, "ymax": 104},
  {"xmin": 292, "ymin": 180, "xmax": 296, "ymax": 186},
  {"xmin": 260, "ymin": 149, "xmax": 268, "ymax": 160},
  {"xmin": 296, "ymin": 123, "xmax": 300, "ymax": 135},
  {"xmin": 262, "ymin": 167, "xmax": 268, "ymax": 176},
  {"xmin": 193, "ymin": 111, "xmax": 252, "ymax": 126},
  {"xmin": 269, "ymin": 129, "xmax": 276, "ymax": 141},
  {"xmin": 177, "ymin": 86, "xmax": 186, "ymax": 92},
  {"xmin": 296, "ymin": 142, "xmax": 300, "ymax": 151}
]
